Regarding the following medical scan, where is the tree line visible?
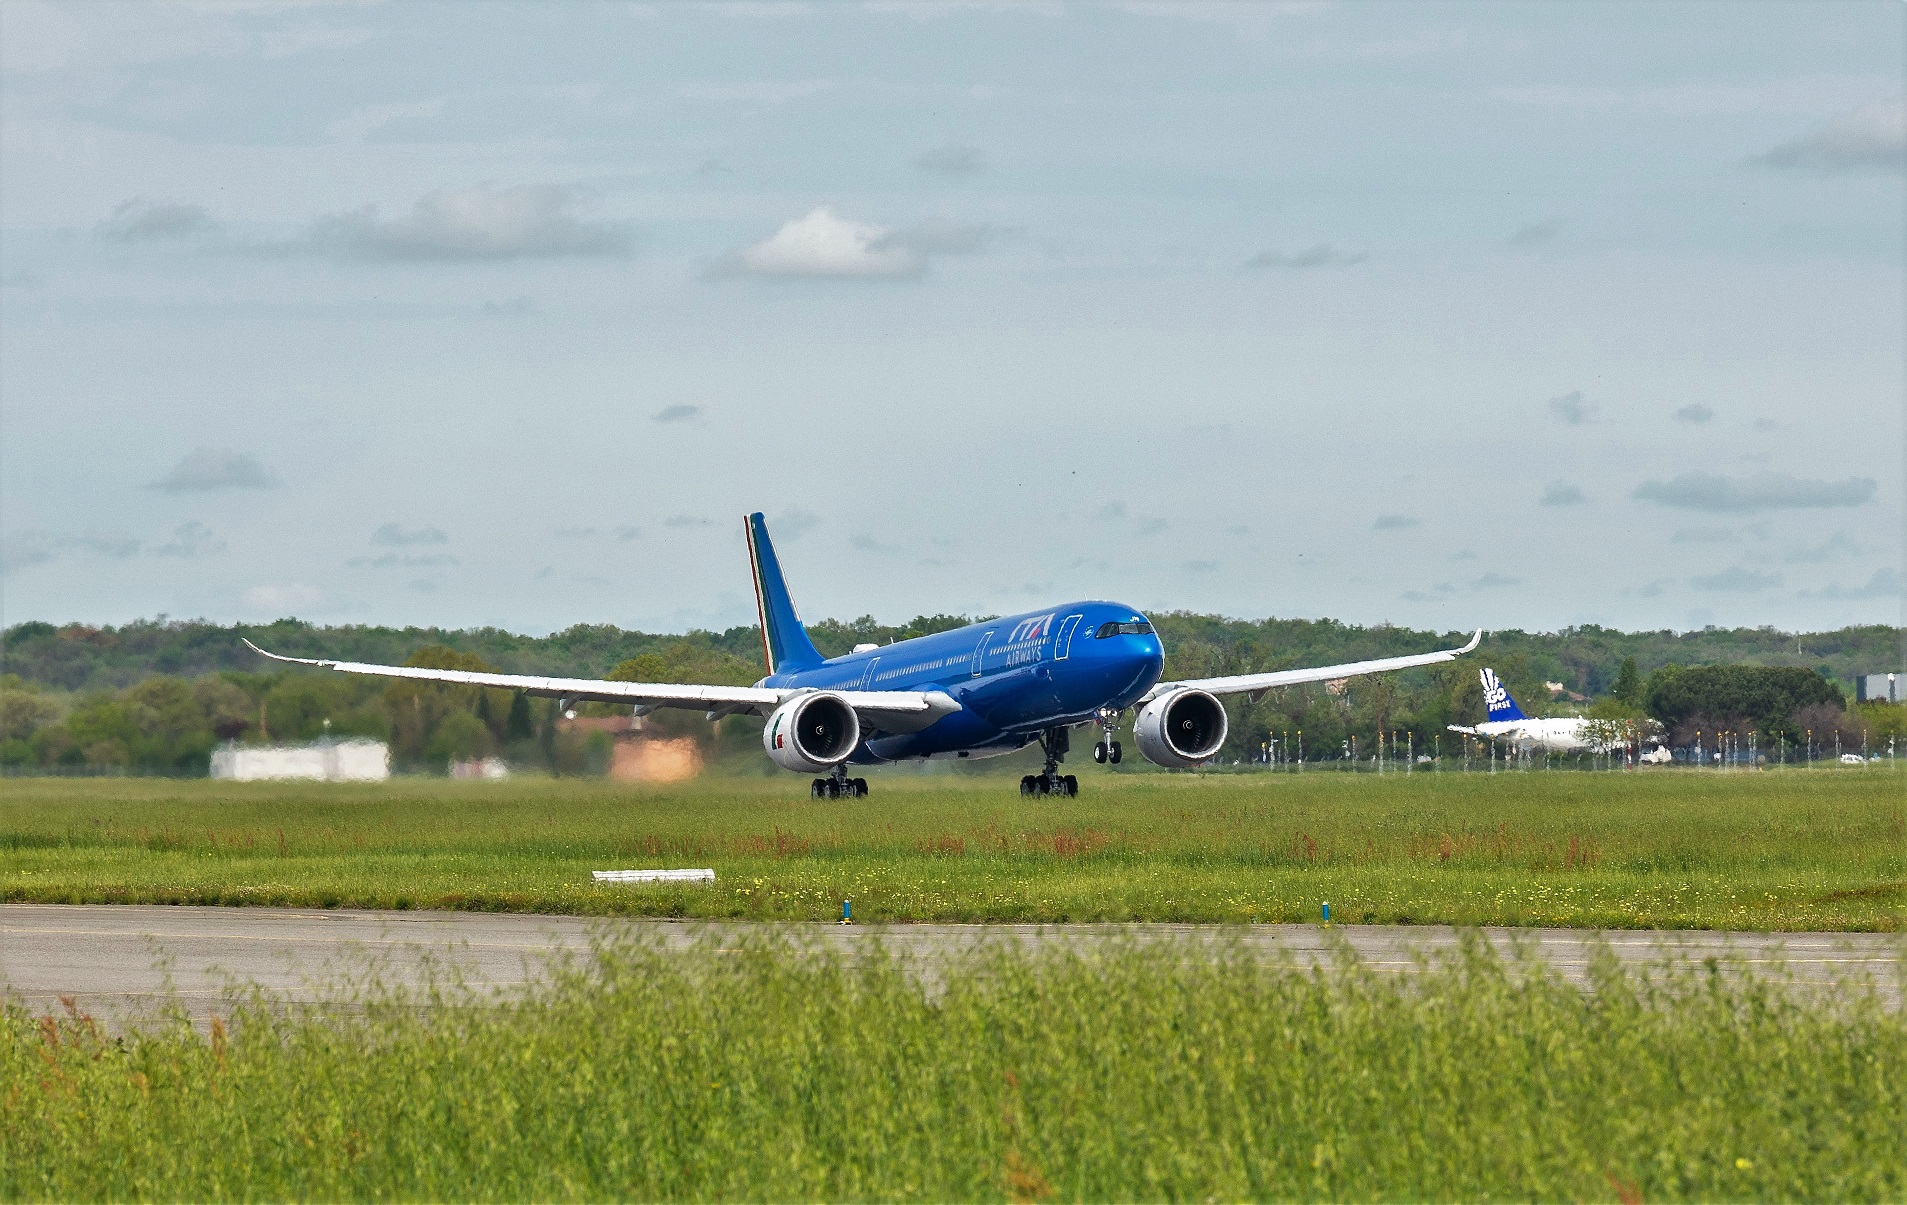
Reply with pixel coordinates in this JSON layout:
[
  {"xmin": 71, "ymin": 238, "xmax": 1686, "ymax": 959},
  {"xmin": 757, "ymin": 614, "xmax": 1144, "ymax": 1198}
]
[{"xmin": 1, "ymin": 616, "xmax": 1900, "ymax": 773}]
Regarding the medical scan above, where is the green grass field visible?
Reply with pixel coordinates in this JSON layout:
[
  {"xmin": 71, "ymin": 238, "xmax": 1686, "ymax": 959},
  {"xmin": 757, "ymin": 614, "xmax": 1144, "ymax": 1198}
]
[
  {"xmin": 4, "ymin": 765, "xmax": 1900, "ymax": 929},
  {"xmin": 5, "ymin": 934, "xmax": 1902, "ymax": 1201}
]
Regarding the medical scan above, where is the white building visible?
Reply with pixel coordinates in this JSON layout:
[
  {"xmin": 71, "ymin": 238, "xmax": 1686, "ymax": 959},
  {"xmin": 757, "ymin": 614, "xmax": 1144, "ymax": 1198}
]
[{"xmin": 210, "ymin": 739, "xmax": 390, "ymax": 782}]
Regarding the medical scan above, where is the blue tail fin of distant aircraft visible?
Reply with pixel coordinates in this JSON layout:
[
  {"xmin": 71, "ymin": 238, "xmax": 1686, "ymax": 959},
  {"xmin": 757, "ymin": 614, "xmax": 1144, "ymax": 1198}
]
[
  {"xmin": 1479, "ymin": 668, "xmax": 1527, "ymax": 721},
  {"xmin": 744, "ymin": 513, "xmax": 825, "ymax": 675}
]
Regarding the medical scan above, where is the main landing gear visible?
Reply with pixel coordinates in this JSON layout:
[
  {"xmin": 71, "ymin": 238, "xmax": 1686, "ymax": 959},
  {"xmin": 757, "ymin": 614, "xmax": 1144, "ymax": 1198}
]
[
  {"xmin": 1020, "ymin": 727, "xmax": 1079, "ymax": 797},
  {"xmin": 811, "ymin": 764, "xmax": 868, "ymax": 799}
]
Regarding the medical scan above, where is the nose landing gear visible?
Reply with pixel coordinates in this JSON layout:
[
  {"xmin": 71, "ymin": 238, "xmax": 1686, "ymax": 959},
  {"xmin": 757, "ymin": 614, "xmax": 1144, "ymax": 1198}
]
[{"xmin": 1091, "ymin": 707, "xmax": 1123, "ymax": 764}]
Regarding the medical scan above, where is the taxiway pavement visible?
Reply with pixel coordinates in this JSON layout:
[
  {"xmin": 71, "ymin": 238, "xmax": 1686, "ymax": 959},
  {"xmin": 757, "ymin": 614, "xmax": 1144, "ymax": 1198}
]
[{"xmin": 3, "ymin": 904, "xmax": 1897, "ymax": 1026}]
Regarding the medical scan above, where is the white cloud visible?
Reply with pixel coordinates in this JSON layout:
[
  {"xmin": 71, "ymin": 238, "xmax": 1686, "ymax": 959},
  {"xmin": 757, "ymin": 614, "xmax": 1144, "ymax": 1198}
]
[
  {"xmin": 1539, "ymin": 481, "xmax": 1586, "ymax": 507},
  {"xmin": 148, "ymin": 449, "xmax": 280, "ymax": 492},
  {"xmin": 1633, "ymin": 473, "xmax": 1876, "ymax": 512},
  {"xmin": 1507, "ymin": 220, "xmax": 1561, "ymax": 247},
  {"xmin": 654, "ymin": 404, "xmax": 703, "ymax": 423},
  {"xmin": 308, "ymin": 184, "xmax": 631, "ymax": 261},
  {"xmin": 1757, "ymin": 104, "xmax": 1905, "ymax": 173},
  {"xmin": 772, "ymin": 508, "xmax": 822, "ymax": 539},
  {"xmin": 711, "ymin": 207, "xmax": 922, "ymax": 279},
  {"xmin": 1372, "ymin": 513, "xmax": 1417, "ymax": 530},
  {"xmin": 1674, "ymin": 403, "xmax": 1714, "ymax": 424}
]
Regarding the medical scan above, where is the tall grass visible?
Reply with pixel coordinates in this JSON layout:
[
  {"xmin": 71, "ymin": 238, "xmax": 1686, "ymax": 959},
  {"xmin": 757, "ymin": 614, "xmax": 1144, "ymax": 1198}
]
[
  {"xmin": 3, "ymin": 934, "xmax": 1900, "ymax": 1201},
  {"xmin": 3, "ymin": 767, "xmax": 1902, "ymax": 927}
]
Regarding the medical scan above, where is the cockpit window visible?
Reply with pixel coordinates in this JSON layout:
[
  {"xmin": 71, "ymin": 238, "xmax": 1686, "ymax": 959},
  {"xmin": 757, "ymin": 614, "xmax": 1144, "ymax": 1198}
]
[{"xmin": 1095, "ymin": 620, "xmax": 1154, "ymax": 638}]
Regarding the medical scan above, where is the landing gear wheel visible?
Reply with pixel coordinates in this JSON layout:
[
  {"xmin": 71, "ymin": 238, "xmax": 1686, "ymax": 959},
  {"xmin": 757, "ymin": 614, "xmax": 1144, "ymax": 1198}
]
[
  {"xmin": 1062, "ymin": 774, "xmax": 1078, "ymax": 797},
  {"xmin": 811, "ymin": 779, "xmax": 827, "ymax": 799},
  {"xmin": 851, "ymin": 778, "xmax": 869, "ymax": 798},
  {"xmin": 1020, "ymin": 774, "xmax": 1037, "ymax": 797},
  {"xmin": 1093, "ymin": 742, "xmax": 1108, "ymax": 764},
  {"xmin": 1109, "ymin": 741, "xmax": 1122, "ymax": 764}
]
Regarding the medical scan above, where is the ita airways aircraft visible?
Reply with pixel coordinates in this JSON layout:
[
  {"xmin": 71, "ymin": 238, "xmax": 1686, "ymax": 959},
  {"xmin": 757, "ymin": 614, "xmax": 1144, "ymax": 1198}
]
[
  {"xmin": 1447, "ymin": 668, "xmax": 1604, "ymax": 754},
  {"xmin": 248, "ymin": 513, "xmax": 1482, "ymax": 798}
]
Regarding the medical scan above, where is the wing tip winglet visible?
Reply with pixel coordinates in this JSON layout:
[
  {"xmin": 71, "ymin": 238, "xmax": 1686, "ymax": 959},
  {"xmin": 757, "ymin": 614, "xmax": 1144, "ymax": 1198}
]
[{"xmin": 1458, "ymin": 628, "xmax": 1482, "ymax": 654}]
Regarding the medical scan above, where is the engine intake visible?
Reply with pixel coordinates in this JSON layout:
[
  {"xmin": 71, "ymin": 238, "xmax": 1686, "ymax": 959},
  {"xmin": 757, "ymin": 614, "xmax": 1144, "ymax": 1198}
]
[
  {"xmin": 1134, "ymin": 688, "xmax": 1228, "ymax": 767},
  {"xmin": 762, "ymin": 692, "xmax": 861, "ymax": 773}
]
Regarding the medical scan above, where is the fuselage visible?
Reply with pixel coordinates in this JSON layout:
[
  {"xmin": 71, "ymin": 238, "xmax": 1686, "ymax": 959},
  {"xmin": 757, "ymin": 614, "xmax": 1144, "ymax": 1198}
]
[
  {"xmin": 1464, "ymin": 717, "xmax": 1595, "ymax": 753},
  {"xmin": 760, "ymin": 601, "xmax": 1165, "ymax": 763}
]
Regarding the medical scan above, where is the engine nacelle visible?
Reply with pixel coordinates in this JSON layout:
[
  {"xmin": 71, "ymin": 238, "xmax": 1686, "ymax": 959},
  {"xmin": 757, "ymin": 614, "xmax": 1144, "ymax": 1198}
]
[
  {"xmin": 1134, "ymin": 688, "xmax": 1228, "ymax": 768},
  {"xmin": 761, "ymin": 692, "xmax": 861, "ymax": 773}
]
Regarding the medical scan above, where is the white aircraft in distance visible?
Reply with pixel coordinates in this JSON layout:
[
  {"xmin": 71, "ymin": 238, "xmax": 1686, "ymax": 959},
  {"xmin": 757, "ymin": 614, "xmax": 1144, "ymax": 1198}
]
[{"xmin": 1446, "ymin": 668, "xmax": 1651, "ymax": 755}]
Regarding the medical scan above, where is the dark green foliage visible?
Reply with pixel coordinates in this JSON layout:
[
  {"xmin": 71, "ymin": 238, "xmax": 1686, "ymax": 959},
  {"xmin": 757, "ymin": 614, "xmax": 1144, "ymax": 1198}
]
[
  {"xmin": 1644, "ymin": 664, "xmax": 1845, "ymax": 743},
  {"xmin": 3, "ymin": 937, "xmax": 1900, "ymax": 1201},
  {"xmin": 1612, "ymin": 656, "xmax": 1642, "ymax": 705}
]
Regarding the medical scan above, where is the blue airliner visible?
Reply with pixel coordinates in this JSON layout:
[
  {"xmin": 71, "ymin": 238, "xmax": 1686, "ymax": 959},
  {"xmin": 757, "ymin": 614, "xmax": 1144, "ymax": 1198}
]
[{"xmin": 249, "ymin": 512, "xmax": 1481, "ymax": 797}]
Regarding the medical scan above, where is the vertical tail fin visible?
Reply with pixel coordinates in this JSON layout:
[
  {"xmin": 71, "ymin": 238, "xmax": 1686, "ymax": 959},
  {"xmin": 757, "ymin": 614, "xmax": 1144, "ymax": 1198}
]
[
  {"xmin": 744, "ymin": 513, "xmax": 825, "ymax": 675},
  {"xmin": 1479, "ymin": 668, "xmax": 1527, "ymax": 721}
]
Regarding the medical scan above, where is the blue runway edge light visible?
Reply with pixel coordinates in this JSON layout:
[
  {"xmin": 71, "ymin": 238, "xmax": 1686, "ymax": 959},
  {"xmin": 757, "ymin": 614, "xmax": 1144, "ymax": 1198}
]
[
  {"xmin": 842, "ymin": 899, "xmax": 852, "ymax": 923},
  {"xmin": 1322, "ymin": 902, "xmax": 1330, "ymax": 923}
]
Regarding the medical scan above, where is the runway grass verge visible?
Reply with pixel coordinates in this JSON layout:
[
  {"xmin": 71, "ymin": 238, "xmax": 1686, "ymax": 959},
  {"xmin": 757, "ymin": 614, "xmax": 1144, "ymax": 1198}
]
[
  {"xmin": 2, "ymin": 766, "xmax": 1901, "ymax": 929},
  {"xmin": 4, "ymin": 934, "xmax": 1901, "ymax": 1201}
]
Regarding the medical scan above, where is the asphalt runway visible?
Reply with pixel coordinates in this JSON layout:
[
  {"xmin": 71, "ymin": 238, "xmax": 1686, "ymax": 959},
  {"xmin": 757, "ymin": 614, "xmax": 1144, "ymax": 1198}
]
[{"xmin": 3, "ymin": 905, "xmax": 1898, "ymax": 1027}]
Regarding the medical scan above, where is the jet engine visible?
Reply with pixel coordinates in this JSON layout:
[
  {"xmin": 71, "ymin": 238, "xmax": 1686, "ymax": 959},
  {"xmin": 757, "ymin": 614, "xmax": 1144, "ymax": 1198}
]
[
  {"xmin": 762, "ymin": 692, "xmax": 861, "ymax": 773},
  {"xmin": 1134, "ymin": 688, "xmax": 1228, "ymax": 767}
]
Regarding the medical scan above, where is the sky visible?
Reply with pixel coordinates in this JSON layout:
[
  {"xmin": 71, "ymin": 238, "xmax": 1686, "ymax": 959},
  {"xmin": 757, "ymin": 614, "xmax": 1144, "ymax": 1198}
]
[{"xmin": 1, "ymin": 0, "xmax": 1902, "ymax": 640}]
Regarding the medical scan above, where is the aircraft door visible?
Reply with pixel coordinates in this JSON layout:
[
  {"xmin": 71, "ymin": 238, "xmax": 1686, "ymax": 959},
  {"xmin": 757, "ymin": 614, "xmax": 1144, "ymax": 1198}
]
[
  {"xmin": 1053, "ymin": 614, "xmax": 1084, "ymax": 661},
  {"xmin": 970, "ymin": 632, "xmax": 993, "ymax": 677}
]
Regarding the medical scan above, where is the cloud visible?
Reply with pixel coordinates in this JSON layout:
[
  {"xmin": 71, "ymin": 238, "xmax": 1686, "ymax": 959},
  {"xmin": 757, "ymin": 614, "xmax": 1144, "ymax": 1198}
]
[
  {"xmin": 1471, "ymin": 572, "xmax": 1520, "ymax": 589},
  {"xmin": 1243, "ymin": 244, "xmax": 1366, "ymax": 271},
  {"xmin": 1674, "ymin": 403, "xmax": 1714, "ymax": 424},
  {"xmin": 1449, "ymin": 549, "xmax": 1477, "ymax": 561},
  {"xmin": 1756, "ymin": 104, "xmax": 1905, "ymax": 173},
  {"xmin": 1372, "ymin": 514, "xmax": 1418, "ymax": 530},
  {"xmin": 1506, "ymin": 220, "xmax": 1561, "ymax": 247},
  {"xmin": 0, "ymin": 530, "xmax": 141, "ymax": 574},
  {"xmin": 678, "ymin": 79, "xmax": 841, "ymax": 103},
  {"xmin": 615, "ymin": 525, "xmax": 642, "ymax": 541},
  {"xmin": 1692, "ymin": 566, "xmax": 1781, "ymax": 592},
  {"xmin": 772, "ymin": 508, "xmax": 821, "ymax": 540},
  {"xmin": 1546, "ymin": 390, "xmax": 1598, "ymax": 425},
  {"xmin": 1539, "ymin": 481, "xmax": 1586, "ymax": 507},
  {"xmin": 653, "ymin": 404, "xmax": 702, "ymax": 423},
  {"xmin": 1182, "ymin": 559, "xmax": 1219, "ymax": 573},
  {"xmin": 148, "ymin": 448, "xmax": 279, "ymax": 492},
  {"xmin": 154, "ymin": 521, "xmax": 224, "ymax": 558},
  {"xmin": 348, "ymin": 553, "xmax": 459, "ymax": 569},
  {"xmin": 663, "ymin": 514, "xmax": 712, "ymax": 528},
  {"xmin": 98, "ymin": 197, "xmax": 214, "ymax": 241},
  {"xmin": 914, "ymin": 143, "xmax": 986, "ymax": 174},
  {"xmin": 1803, "ymin": 567, "xmax": 1903, "ymax": 601},
  {"xmin": 555, "ymin": 526, "xmax": 599, "ymax": 539},
  {"xmin": 243, "ymin": 583, "xmax": 321, "ymax": 612},
  {"xmin": 1783, "ymin": 531, "xmax": 1861, "ymax": 564},
  {"xmin": 372, "ymin": 523, "xmax": 448, "ymax": 547},
  {"xmin": 1094, "ymin": 500, "xmax": 1167, "ymax": 535},
  {"xmin": 709, "ymin": 208, "xmax": 991, "ymax": 280},
  {"xmin": 1670, "ymin": 526, "xmax": 1736, "ymax": 544},
  {"xmin": 308, "ymin": 184, "xmax": 631, "ymax": 261},
  {"xmin": 1633, "ymin": 472, "xmax": 1876, "ymax": 512},
  {"xmin": 481, "ymin": 296, "xmax": 536, "ymax": 317},
  {"xmin": 850, "ymin": 533, "xmax": 901, "ymax": 556},
  {"xmin": 712, "ymin": 207, "xmax": 918, "ymax": 279}
]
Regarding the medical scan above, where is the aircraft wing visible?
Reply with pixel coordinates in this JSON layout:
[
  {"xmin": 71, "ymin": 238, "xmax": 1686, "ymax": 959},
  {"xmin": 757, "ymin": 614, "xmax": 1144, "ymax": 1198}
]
[
  {"xmin": 242, "ymin": 639, "xmax": 957, "ymax": 729},
  {"xmin": 1140, "ymin": 629, "xmax": 1482, "ymax": 702}
]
